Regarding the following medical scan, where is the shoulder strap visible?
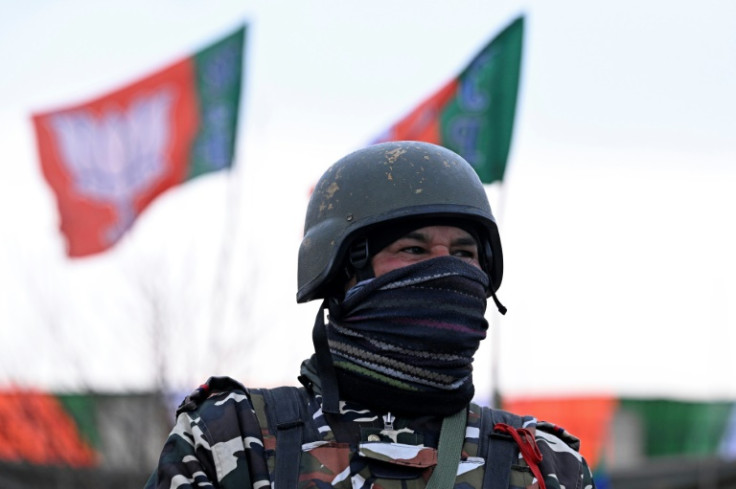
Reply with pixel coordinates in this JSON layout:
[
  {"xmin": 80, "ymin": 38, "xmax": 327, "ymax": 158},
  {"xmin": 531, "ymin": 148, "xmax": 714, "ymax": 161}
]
[
  {"xmin": 480, "ymin": 407, "xmax": 524, "ymax": 489},
  {"xmin": 260, "ymin": 386, "xmax": 318, "ymax": 489},
  {"xmin": 426, "ymin": 408, "xmax": 467, "ymax": 489}
]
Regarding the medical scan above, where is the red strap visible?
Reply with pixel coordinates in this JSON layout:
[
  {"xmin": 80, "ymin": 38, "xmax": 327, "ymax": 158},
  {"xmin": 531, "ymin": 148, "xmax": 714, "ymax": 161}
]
[{"xmin": 493, "ymin": 423, "xmax": 546, "ymax": 489}]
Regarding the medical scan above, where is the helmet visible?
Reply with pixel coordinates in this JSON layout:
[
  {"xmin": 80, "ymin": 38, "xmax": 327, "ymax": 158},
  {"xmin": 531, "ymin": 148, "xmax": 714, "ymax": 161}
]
[{"xmin": 297, "ymin": 141, "xmax": 503, "ymax": 303}]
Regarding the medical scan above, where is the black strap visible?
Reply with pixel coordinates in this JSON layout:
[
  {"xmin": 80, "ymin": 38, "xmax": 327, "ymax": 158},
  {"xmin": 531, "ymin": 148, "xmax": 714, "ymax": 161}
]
[
  {"xmin": 480, "ymin": 407, "xmax": 524, "ymax": 489},
  {"xmin": 262, "ymin": 387, "xmax": 310, "ymax": 489},
  {"xmin": 312, "ymin": 301, "xmax": 341, "ymax": 413}
]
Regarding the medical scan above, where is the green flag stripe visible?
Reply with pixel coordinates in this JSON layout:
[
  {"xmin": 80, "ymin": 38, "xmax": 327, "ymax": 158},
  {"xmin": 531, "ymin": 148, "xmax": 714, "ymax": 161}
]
[
  {"xmin": 439, "ymin": 16, "xmax": 524, "ymax": 184},
  {"xmin": 620, "ymin": 399, "xmax": 734, "ymax": 457},
  {"xmin": 189, "ymin": 25, "xmax": 246, "ymax": 179}
]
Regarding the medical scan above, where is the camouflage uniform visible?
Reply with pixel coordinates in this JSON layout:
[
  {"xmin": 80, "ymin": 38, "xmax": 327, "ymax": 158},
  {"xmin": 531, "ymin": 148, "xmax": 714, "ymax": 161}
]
[{"xmin": 145, "ymin": 377, "xmax": 596, "ymax": 489}]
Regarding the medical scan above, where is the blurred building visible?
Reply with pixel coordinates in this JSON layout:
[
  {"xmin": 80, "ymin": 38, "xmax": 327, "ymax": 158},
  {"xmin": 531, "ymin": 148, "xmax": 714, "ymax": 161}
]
[{"xmin": 1, "ymin": 390, "xmax": 735, "ymax": 488}]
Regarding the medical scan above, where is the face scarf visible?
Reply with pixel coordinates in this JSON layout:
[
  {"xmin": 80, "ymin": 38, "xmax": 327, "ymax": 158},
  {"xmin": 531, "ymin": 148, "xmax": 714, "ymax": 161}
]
[{"xmin": 311, "ymin": 256, "xmax": 490, "ymax": 417}]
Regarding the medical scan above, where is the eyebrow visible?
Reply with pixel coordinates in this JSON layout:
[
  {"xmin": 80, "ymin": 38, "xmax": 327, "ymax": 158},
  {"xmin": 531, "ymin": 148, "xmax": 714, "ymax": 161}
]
[{"xmin": 453, "ymin": 236, "xmax": 478, "ymax": 247}]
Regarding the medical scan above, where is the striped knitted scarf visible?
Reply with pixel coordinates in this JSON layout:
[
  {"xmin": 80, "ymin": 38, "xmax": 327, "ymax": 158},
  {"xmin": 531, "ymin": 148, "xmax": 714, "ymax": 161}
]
[{"xmin": 324, "ymin": 256, "xmax": 489, "ymax": 417}]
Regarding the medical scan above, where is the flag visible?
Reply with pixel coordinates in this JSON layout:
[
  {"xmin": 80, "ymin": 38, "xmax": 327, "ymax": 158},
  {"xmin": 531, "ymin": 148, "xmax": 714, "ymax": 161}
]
[
  {"xmin": 32, "ymin": 25, "xmax": 246, "ymax": 257},
  {"xmin": 502, "ymin": 395, "xmax": 736, "ymax": 481},
  {"xmin": 374, "ymin": 16, "xmax": 524, "ymax": 184}
]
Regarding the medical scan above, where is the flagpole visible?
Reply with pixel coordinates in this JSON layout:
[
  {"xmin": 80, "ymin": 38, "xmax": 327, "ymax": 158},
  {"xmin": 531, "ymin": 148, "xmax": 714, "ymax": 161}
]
[
  {"xmin": 208, "ymin": 161, "xmax": 243, "ymax": 375},
  {"xmin": 490, "ymin": 180, "xmax": 509, "ymax": 410},
  {"xmin": 203, "ymin": 24, "xmax": 249, "ymax": 377}
]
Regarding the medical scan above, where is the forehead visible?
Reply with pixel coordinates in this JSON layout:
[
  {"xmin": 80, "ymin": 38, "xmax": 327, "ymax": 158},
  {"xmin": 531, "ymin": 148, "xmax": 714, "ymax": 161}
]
[{"xmin": 392, "ymin": 225, "xmax": 477, "ymax": 243}]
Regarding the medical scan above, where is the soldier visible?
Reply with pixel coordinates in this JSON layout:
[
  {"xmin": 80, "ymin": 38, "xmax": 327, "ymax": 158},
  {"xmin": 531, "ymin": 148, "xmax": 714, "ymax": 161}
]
[{"xmin": 145, "ymin": 141, "xmax": 596, "ymax": 489}]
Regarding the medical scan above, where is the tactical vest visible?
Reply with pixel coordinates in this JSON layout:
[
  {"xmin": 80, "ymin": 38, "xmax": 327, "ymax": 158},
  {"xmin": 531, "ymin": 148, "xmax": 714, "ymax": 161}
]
[
  {"xmin": 247, "ymin": 386, "xmax": 544, "ymax": 489},
  {"xmin": 171, "ymin": 376, "xmax": 592, "ymax": 489}
]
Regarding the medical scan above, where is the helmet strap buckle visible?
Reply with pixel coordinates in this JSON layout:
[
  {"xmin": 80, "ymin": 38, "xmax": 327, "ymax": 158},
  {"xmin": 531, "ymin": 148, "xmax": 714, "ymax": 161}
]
[
  {"xmin": 348, "ymin": 238, "xmax": 370, "ymax": 270},
  {"xmin": 348, "ymin": 238, "xmax": 375, "ymax": 283}
]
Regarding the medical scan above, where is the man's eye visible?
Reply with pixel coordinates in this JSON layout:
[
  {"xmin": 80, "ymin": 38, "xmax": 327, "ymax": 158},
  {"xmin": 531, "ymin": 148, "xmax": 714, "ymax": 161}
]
[
  {"xmin": 401, "ymin": 246, "xmax": 426, "ymax": 254},
  {"xmin": 452, "ymin": 249, "xmax": 476, "ymax": 258}
]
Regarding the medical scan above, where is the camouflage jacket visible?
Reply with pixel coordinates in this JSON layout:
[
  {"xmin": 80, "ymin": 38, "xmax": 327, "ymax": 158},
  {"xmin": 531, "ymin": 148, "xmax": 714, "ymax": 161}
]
[{"xmin": 145, "ymin": 377, "xmax": 595, "ymax": 489}]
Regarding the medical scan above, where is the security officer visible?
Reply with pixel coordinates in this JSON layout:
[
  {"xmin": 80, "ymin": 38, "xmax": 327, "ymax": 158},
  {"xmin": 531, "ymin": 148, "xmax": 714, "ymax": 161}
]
[{"xmin": 146, "ymin": 141, "xmax": 595, "ymax": 489}]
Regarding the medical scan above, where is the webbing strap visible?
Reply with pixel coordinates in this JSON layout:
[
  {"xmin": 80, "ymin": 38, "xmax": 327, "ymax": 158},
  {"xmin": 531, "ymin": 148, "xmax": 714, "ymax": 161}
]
[
  {"xmin": 426, "ymin": 408, "xmax": 467, "ymax": 489},
  {"xmin": 481, "ymin": 407, "xmax": 523, "ymax": 489},
  {"xmin": 262, "ymin": 387, "xmax": 306, "ymax": 489},
  {"xmin": 312, "ymin": 302, "xmax": 340, "ymax": 413},
  {"xmin": 493, "ymin": 423, "xmax": 546, "ymax": 489}
]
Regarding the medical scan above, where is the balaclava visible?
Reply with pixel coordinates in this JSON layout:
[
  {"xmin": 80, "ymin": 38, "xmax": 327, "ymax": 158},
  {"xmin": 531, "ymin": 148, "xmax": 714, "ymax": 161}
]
[{"xmin": 307, "ymin": 251, "xmax": 490, "ymax": 417}]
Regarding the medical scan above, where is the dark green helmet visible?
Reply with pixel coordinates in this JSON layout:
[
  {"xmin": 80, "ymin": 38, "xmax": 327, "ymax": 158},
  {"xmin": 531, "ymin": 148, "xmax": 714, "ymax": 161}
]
[{"xmin": 297, "ymin": 141, "xmax": 503, "ymax": 303}]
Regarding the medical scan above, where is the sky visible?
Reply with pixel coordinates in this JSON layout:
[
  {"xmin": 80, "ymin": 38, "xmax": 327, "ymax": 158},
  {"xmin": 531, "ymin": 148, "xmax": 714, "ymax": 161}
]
[{"xmin": 0, "ymin": 0, "xmax": 735, "ymax": 404}]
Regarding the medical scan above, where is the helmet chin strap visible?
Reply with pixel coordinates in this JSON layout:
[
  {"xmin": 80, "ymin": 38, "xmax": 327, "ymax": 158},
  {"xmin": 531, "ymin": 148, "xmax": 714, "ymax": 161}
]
[
  {"xmin": 312, "ymin": 299, "xmax": 341, "ymax": 413},
  {"xmin": 491, "ymin": 290, "xmax": 507, "ymax": 315},
  {"xmin": 481, "ymin": 239, "xmax": 507, "ymax": 314}
]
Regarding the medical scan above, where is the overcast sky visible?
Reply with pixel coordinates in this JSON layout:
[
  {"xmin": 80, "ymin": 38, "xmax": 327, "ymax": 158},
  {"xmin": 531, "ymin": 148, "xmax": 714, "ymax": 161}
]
[{"xmin": 1, "ymin": 0, "xmax": 734, "ymax": 403}]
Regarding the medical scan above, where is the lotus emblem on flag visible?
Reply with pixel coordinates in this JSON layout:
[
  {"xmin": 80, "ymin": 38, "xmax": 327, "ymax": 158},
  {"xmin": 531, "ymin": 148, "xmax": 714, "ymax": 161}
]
[{"xmin": 49, "ymin": 90, "xmax": 174, "ymax": 245}]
